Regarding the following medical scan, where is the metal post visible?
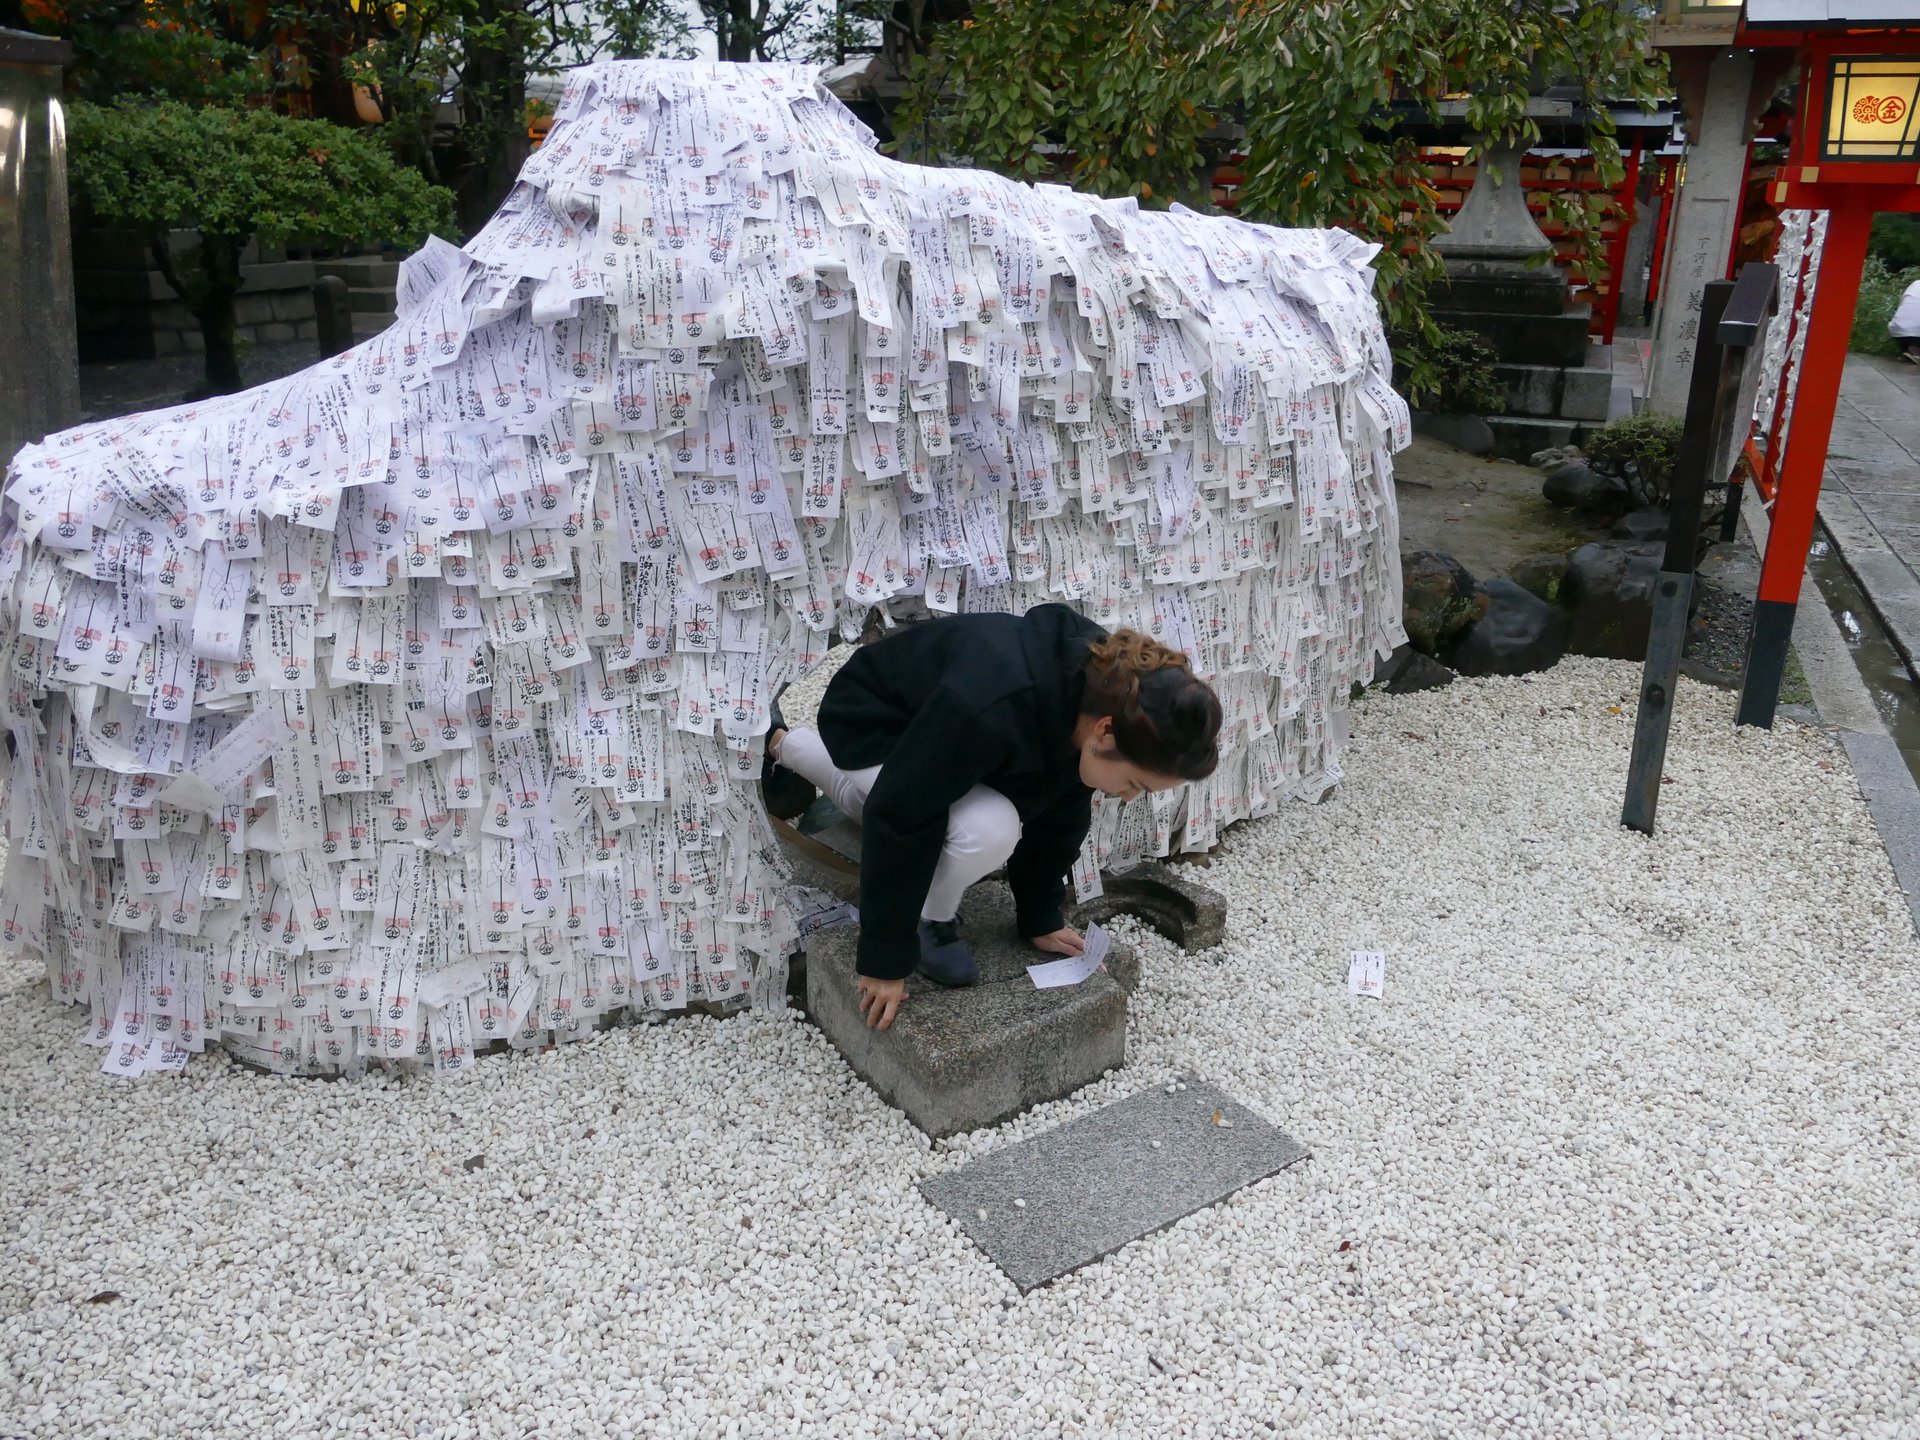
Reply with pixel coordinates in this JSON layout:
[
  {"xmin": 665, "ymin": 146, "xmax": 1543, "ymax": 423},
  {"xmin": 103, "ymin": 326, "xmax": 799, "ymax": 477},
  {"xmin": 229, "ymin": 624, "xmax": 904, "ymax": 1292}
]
[{"xmin": 1623, "ymin": 263, "xmax": 1777, "ymax": 835}]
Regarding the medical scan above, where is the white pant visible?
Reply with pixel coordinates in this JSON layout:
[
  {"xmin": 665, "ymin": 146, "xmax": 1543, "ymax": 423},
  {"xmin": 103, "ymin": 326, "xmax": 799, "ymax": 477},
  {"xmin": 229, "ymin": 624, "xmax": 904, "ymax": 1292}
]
[{"xmin": 778, "ymin": 726, "xmax": 1021, "ymax": 923}]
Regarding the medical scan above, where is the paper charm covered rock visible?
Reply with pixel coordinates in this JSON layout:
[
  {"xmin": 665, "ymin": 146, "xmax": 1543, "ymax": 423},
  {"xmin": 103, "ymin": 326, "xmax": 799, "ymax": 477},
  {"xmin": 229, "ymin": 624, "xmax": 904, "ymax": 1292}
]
[{"xmin": 0, "ymin": 62, "xmax": 1408, "ymax": 1076}]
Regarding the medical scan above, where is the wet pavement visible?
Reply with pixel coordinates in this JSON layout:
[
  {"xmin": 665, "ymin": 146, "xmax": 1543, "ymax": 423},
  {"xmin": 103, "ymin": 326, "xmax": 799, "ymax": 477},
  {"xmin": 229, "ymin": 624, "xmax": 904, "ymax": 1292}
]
[{"xmin": 1819, "ymin": 354, "xmax": 1920, "ymax": 681}]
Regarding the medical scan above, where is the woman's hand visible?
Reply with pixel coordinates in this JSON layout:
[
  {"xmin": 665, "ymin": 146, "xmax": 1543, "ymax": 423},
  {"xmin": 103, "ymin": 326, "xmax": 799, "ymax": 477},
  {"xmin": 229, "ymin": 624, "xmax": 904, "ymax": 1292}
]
[
  {"xmin": 857, "ymin": 976, "xmax": 907, "ymax": 1030},
  {"xmin": 1028, "ymin": 927, "xmax": 1085, "ymax": 957}
]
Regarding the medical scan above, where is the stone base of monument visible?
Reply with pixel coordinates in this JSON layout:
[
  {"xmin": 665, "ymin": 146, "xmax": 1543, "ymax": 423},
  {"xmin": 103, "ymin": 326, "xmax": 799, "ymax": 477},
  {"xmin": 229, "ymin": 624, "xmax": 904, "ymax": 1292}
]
[{"xmin": 804, "ymin": 882, "xmax": 1135, "ymax": 1139}]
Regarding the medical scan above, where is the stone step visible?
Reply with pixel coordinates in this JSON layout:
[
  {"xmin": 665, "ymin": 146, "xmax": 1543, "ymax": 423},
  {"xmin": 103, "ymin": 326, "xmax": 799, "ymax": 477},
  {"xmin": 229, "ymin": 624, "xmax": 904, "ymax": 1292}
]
[
  {"xmin": 1486, "ymin": 413, "xmax": 1601, "ymax": 461},
  {"xmin": 1494, "ymin": 361, "xmax": 1614, "ymax": 422},
  {"xmin": 313, "ymin": 257, "xmax": 402, "ymax": 289},
  {"xmin": 804, "ymin": 882, "xmax": 1133, "ymax": 1138},
  {"xmin": 1426, "ymin": 271, "xmax": 1571, "ymax": 316}
]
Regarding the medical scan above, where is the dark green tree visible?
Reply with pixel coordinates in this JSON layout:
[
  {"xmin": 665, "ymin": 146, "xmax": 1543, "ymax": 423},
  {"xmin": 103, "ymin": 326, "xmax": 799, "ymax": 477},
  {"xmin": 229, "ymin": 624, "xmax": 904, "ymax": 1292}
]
[
  {"xmin": 898, "ymin": 0, "xmax": 1668, "ymax": 399},
  {"xmin": 68, "ymin": 101, "xmax": 455, "ymax": 396}
]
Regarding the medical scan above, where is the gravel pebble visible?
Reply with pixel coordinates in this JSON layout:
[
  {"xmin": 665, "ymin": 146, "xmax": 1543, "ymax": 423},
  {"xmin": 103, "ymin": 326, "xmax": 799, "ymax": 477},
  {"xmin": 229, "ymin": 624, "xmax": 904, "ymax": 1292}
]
[{"xmin": 4, "ymin": 659, "xmax": 1917, "ymax": 1438}]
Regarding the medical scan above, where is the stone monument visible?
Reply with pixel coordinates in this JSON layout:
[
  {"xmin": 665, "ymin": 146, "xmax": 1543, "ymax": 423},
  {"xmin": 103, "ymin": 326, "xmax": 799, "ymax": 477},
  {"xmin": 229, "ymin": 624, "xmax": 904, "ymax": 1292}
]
[{"xmin": 1428, "ymin": 140, "xmax": 1614, "ymax": 459}]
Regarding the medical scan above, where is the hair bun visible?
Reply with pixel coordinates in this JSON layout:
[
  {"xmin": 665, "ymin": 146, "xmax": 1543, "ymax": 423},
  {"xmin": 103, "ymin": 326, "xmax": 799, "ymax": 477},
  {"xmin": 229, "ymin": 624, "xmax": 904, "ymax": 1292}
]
[{"xmin": 1081, "ymin": 628, "xmax": 1223, "ymax": 781}]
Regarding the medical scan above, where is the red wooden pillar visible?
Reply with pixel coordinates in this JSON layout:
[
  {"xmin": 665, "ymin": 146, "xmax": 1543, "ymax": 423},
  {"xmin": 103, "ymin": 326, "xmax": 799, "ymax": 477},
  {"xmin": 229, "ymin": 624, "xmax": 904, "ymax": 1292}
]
[
  {"xmin": 1597, "ymin": 146, "xmax": 1643, "ymax": 344},
  {"xmin": 1735, "ymin": 201, "xmax": 1874, "ymax": 728}
]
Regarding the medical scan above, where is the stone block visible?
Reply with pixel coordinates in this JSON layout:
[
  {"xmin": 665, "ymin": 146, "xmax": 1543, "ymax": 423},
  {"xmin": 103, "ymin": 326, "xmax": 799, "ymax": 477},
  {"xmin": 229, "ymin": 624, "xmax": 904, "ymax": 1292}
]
[
  {"xmin": 180, "ymin": 330, "xmax": 205, "ymax": 353},
  {"xmin": 1426, "ymin": 272, "xmax": 1569, "ymax": 316},
  {"xmin": 235, "ymin": 260, "xmax": 318, "ymax": 293},
  {"xmin": 294, "ymin": 319, "xmax": 319, "ymax": 341},
  {"xmin": 1487, "ymin": 414, "xmax": 1576, "ymax": 461},
  {"xmin": 151, "ymin": 329, "xmax": 183, "ymax": 357},
  {"xmin": 315, "ymin": 257, "xmax": 401, "ymax": 288},
  {"xmin": 1411, "ymin": 410, "xmax": 1496, "ymax": 455},
  {"xmin": 1067, "ymin": 861, "xmax": 1227, "ymax": 952},
  {"xmin": 74, "ymin": 269, "xmax": 158, "ymax": 303},
  {"xmin": 349, "ymin": 288, "xmax": 397, "ymax": 316},
  {"xmin": 1428, "ymin": 305, "xmax": 1594, "ymax": 368},
  {"xmin": 75, "ymin": 303, "xmax": 131, "ymax": 333},
  {"xmin": 805, "ymin": 882, "xmax": 1130, "ymax": 1139},
  {"xmin": 233, "ymin": 294, "xmax": 276, "ymax": 327},
  {"xmin": 1494, "ymin": 363, "xmax": 1561, "ymax": 418},
  {"xmin": 919, "ymin": 1079, "xmax": 1309, "ymax": 1291},
  {"xmin": 269, "ymin": 290, "xmax": 317, "ymax": 323},
  {"xmin": 1558, "ymin": 364, "xmax": 1613, "ymax": 422},
  {"xmin": 258, "ymin": 322, "xmax": 298, "ymax": 342},
  {"xmin": 70, "ymin": 228, "xmax": 151, "ymax": 269}
]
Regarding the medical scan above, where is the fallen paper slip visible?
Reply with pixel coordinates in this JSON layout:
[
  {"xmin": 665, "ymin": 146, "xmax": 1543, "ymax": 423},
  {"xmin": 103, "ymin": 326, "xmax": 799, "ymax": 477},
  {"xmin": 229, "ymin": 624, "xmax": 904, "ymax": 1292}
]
[
  {"xmin": 1029, "ymin": 925, "xmax": 1112, "ymax": 989},
  {"xmin": 1348, "ymin": 950, "xmax": 1386, "ymax": 999}
]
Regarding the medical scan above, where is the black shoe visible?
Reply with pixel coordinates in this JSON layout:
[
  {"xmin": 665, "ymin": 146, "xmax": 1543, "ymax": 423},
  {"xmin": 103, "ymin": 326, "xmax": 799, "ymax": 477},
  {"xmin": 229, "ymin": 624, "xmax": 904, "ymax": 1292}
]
[
  {"xmin": 761, "ymin": 689, "xmax": 817, "ymax": 821},
  {"xmin": 915, "ymin": 918, "xmax": 979, "ymax": 987}
]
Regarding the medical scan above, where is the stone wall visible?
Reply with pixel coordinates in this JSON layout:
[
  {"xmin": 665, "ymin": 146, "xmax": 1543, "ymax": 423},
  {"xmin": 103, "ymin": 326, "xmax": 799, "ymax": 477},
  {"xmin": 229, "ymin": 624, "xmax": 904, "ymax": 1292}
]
[{"xmin": 73, "ymin": 230, "xmax": 321, "ymax": 362}]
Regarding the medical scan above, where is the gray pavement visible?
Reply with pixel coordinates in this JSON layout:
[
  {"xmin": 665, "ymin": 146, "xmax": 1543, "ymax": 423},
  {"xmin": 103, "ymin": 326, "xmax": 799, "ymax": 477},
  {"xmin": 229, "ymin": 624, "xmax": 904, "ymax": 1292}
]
[{"xmin": 1822, "ymin": 354, "xmax": 1920, "ymax": 675}]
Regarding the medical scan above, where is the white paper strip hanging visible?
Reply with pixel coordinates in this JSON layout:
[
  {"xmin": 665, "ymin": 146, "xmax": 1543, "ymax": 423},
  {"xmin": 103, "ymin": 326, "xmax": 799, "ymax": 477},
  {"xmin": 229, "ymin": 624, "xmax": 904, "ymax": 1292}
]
[{"xmin": 0, "ymin": 60, "xmax": 1407, "ymax": 1075}]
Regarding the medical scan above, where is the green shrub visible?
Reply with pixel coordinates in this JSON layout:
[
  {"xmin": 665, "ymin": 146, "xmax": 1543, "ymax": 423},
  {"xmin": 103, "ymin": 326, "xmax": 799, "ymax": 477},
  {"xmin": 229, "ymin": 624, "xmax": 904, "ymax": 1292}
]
[
  {"xmin": 1583, "ymin": 412, "xmax": 1684, "ymax": 507},
  {"xmin": 69, "ymin": 100, "xmax": 455, "ymax": 396},
  {"xmin": 1851, "ymin": 253, "xmax": 1920, "ymax": 358},
  {"xmin": 1391, "ymin": 325, "xmax": 1507, "ymax": 416},
  {"xmin": 1871, "ymin": 213, "xmax": 1920, "ymax": 271}
]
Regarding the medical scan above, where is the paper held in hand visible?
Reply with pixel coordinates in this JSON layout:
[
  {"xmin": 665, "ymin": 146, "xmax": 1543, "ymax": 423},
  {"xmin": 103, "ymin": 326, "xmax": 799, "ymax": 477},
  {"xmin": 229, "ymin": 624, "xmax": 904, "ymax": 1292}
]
[{"xmin": 1028, "ymin": 924, "xmax": 1112, "ymax": 989}]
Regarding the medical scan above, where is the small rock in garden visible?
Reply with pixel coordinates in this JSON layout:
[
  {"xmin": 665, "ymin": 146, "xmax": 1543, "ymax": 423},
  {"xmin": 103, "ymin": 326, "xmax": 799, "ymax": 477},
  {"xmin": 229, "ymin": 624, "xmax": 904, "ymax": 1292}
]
[
  {"xmin": 1541, "ymin": 461, "xmax": 1632, "ymax": 517},
  {"xmin": 1449, "ymin": 579, "xmax": 1570, "ymax": 678},
  {"xmin": 1370, "ymin": 643, "xmax": 1416, "ymax": 688},
  {"xmin": 1563, "ymin": 540, "xmax": 1666, "ymax": 661},
  {"xmin": 1508, "ymin": 553, "xmax": 1571, "ymax": 606},
  {"xmin": 1610, "ymin": 509, "xmax": 1671, "ymax": 545},
  {"xmin": 1387, "ymin": 652, "xmax": 1457, "ymax": 695},
  {"xmin": 1529, "ymin": 444, "xmax": 1585, "ymax": 469},
  {"xmin": 1400, "ymin": 551, "xmax": 1490, "ymax": 654}
]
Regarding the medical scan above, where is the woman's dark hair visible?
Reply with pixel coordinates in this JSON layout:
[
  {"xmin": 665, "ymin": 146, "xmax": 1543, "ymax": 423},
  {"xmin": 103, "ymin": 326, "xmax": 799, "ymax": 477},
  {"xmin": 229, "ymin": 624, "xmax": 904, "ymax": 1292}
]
[{"xmin": 1080, "ymin": 629, "xmax": 1223, "ymax": 781}]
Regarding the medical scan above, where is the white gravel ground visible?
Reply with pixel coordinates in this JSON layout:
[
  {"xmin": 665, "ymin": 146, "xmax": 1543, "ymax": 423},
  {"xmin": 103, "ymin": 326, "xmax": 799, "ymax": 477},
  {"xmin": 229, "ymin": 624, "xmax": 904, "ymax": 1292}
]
[{"xmin": 6, "ymin": 658, "xmax": 1918, "ymax": 1439}]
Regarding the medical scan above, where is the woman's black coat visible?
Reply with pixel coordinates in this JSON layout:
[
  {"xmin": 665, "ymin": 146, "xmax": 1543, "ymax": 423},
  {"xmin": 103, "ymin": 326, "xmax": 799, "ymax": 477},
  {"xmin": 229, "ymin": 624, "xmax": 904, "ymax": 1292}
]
[{"xmin": 816, "ymin": 603, "xmax": 1107, "ymax": 980}]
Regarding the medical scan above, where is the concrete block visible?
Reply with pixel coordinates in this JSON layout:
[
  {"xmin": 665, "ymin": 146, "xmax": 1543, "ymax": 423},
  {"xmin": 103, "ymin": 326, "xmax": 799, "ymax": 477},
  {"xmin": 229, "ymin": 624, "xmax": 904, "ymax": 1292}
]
[
  {"xmin": 1067, "ymin": 861, "xmax": 1228, "ymax": 952},
  {"xmin": 258, "ymin": 322, "xmax": 298, "ymax": 342},
  {"xmin": 805, "ymin": 882, "xmax": 1130, "ymax": 1139},
  {"xmin": 294, "ymin": 319, "xmax": 319, "ymax": 341},
  {"xmin": 1429, "ymin": 305, "xmax": 1594, "ymax": 368},
  {"xmin": 233, "ymin": 295, "xmax": 275, "ymax": 327},
  {"xmin": 1558, "ymin": 364, "xmax": 1614, "ymax": 422},
  {"xmin": 1487, "ymin": 414, "xmax": 1576, "ymax": 461},
  {"xmin": 1494, "ymin": 363, "xmax": 1561, "ymax": 418},
  {"xmin": 919, "ymin": 1079, "xmax": 1309, "ymax": 1291}
]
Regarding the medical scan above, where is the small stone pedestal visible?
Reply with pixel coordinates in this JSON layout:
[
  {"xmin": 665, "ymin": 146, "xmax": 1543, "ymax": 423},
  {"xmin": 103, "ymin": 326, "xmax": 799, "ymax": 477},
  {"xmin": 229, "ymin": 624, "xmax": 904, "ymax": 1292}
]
[
  {"xmin": 1430, "ymin": 140, "xmax": 1614, "ymax": 459},
  {"xmin": 805, "ymin": 883, "xmax": 1134, "ymax": 1139}
]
